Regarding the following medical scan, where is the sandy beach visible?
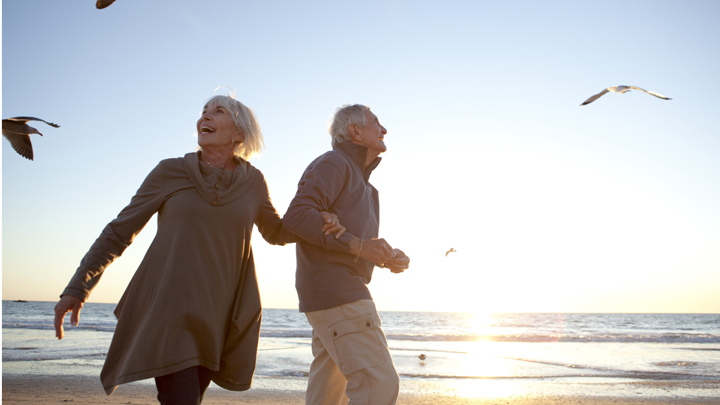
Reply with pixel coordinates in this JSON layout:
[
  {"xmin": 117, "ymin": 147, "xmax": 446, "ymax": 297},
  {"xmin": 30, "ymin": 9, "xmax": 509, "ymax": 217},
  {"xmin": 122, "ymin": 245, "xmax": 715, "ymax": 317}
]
[{"xmin": 3, "ymin": 374, "xmax": 719, "ymax": 405}]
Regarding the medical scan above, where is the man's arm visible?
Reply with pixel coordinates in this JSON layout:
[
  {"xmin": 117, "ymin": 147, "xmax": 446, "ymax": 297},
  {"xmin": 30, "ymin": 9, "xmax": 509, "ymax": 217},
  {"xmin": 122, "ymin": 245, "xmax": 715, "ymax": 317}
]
[
  {"xmin": 285, "ymin": 157, "xmax": 397, "ymax": 265},
  {"xmin": 284, "ymin": 160, "xmax": 355, "ymax": 252}
]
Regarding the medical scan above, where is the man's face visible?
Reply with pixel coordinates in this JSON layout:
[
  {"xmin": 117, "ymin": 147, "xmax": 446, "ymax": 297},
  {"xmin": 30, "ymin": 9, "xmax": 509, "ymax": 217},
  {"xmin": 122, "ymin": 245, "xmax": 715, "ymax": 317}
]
[{"xmin": 353, "ymin": 109, "xmax": 387, "ymax": 157}]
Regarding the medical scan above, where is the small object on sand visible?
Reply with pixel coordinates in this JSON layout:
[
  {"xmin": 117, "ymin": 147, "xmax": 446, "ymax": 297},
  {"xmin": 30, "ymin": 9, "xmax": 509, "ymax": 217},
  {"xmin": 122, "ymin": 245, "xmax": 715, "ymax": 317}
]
[
  {"xmin": 418, "ymin": 354, "xmax": 427, "ymax": 361},
  {"xmin": 445, "ymin": 248, "xmax": 456, "ymax": 257},
  {"xmin": 96, "ymin": 0, "xmax": 117, "ymax": 9},
  {"xmin": 581, "ymin": 85, "xmax": 672, "ymax": 106},
  {"xmin": 2, "ymin": 116, "xmax": 60, "ymax": 160}
]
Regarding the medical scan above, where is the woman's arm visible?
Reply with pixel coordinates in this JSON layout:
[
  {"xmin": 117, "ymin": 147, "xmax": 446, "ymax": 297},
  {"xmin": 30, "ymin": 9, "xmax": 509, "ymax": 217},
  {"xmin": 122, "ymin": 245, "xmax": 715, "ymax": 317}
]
[
  {"xmin": 255, "ymin": 172, "xmax": 345, "ymax": 245},
  {"xmin": 55, "ymin": 162, "xmax": 167, "ymax": 339}
]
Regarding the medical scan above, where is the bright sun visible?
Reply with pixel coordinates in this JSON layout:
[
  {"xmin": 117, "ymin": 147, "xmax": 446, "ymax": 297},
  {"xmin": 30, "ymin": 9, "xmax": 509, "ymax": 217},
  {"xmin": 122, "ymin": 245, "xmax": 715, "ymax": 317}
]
[{"xmin": 468, "ymin": 311, "xmax": 496, "ymax": 335}]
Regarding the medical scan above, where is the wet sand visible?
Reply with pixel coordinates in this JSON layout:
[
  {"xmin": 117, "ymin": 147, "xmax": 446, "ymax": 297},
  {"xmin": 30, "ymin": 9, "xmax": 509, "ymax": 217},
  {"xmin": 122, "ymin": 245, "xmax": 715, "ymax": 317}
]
[{"xmin": 3, "ymin": 374, "xmax": 719, "ymax": 404}]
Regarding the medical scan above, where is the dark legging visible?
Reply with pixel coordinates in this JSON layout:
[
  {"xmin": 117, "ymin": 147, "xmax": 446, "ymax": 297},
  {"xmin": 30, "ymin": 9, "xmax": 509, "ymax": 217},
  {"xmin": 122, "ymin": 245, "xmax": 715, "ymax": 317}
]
[{"xmin": 155, "ymin": 366, "xmax": 213, "ymax": 405}]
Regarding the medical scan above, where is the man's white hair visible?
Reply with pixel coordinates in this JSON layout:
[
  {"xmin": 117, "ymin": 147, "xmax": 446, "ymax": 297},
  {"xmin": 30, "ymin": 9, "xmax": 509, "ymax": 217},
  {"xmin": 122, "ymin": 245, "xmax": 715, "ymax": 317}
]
[
  {"xmin": 328, "ymin": 104, "xmax": 370, "ymax": 148},
  {"xmin": 201, "ymin": 95, "xmax": 264, "ymax": 160}
]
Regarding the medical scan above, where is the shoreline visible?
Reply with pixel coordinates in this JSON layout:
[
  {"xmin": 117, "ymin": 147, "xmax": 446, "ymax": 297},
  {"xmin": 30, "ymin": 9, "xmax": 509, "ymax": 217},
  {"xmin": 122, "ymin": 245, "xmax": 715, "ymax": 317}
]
[{"xmin": 3, "ymin": 374, "xmax": 719, "ymax": 405}]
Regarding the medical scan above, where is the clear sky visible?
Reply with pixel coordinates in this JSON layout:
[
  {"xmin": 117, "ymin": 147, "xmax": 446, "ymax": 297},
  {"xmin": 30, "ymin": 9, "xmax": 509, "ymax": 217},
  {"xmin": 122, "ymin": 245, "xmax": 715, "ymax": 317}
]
[{"xmin": 2, "ymin": 1, "xmax": 719, "ymax": 313}]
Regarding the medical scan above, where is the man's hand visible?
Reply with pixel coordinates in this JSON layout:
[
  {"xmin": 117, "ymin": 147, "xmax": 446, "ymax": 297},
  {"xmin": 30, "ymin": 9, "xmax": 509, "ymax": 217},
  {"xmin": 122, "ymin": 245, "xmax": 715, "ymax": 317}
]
[
  {"xmin": 320, "ymin": 211, "xmax": 346, "ymax": 239},
  {"xmin": 54, "ymin": 295, "xmax": 84, "ymax": 340},
  {"xmin": 385, "ymin": 249, "xmax": 410, "ymax": 273},
  {"xmin": 350, "ymin": 237, "xmax": 394, "ymax": 265}
]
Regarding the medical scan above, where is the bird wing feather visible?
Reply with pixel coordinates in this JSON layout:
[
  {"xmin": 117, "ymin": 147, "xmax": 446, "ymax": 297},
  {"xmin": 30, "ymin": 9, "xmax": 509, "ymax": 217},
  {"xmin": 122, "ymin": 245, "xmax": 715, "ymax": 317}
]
[
  {"xmin": 2, "ymin": 130, "xmax": 34, "ymax": 160},
  {"xmin": 581, "ymin": 88, "xmax": 609, "ymax": 105},
  {"xmin": 6, "ymin": 116, "xmax": 60, "ymax": 128},
  {"xmin": 96, "ymin": 0, "xmax": 117, "ymax": 9},
  {"xmin": 628, "ymin": 86, "xmax": 671, "ymax": 100}
]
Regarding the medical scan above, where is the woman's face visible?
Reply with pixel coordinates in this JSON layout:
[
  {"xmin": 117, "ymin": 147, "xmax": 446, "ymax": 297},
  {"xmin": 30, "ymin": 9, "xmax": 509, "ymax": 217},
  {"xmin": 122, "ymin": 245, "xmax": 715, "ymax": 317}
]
[{"xmin": 196, "ymin": 102, "xmax": 244, "ymax": 148}]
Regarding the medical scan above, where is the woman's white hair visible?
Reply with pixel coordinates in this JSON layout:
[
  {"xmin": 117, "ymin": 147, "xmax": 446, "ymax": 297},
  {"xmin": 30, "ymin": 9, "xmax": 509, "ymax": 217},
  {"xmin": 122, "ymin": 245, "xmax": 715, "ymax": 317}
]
[
  {"xmin": 201, "ymin": 95, "xmax": 264, "ymax": 160},
  {"xmin": 328, "ymin": 104, "xmax": 370, "ymax": 148}
]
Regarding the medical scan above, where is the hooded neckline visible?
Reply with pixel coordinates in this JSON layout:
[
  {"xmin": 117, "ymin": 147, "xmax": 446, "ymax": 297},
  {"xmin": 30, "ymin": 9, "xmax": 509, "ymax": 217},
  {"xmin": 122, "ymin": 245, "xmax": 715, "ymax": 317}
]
[{"xmin": 183, "ymin": 152, "xmax": 256, "ymax": 206}]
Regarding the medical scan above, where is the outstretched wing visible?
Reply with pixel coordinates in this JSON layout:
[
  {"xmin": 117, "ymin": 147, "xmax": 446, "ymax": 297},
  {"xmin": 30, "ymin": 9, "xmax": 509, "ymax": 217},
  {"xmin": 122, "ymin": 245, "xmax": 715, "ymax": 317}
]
[
  {"xmin": 96, "ymin": 0, "xmax": 117, "ymax": 9},
  {"xmin": 628, "ymin": 86, "xmax": 671, "ymax": 100},
  {"xmin": 1, "ymin": 130, "xmax": 34, "ymax": 160},
  {"xmin": 581, "ymin": 88, "xmax": 610, "ymax": 106},
  {"xmin": 6, "ymin": 116, "xmax": 60, "ymax": 128}
]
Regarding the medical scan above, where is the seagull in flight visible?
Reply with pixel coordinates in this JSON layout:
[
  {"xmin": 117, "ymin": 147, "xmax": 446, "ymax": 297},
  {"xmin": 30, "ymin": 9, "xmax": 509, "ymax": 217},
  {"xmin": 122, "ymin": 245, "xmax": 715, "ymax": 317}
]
[
  {"xmin": 581, "ymin": 85, "xmax": 672, "ymax": 106},
  {"xmin": 96, "ymin": 0, "xmax": 117, "ymax": 9},
  {"xmin": 445, "ymin": 248, "xmax": 457, "ymax": 257},
  {"xmin": 2, "ymin": 117, "xmax": 60, "ymax": 160}
]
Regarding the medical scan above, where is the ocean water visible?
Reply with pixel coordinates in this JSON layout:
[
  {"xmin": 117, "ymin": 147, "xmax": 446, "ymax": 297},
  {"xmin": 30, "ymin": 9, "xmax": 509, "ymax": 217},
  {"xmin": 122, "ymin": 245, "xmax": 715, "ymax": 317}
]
[{"xmin": 3, "ymin": 301, "xmax": 719, "ymax": 399}]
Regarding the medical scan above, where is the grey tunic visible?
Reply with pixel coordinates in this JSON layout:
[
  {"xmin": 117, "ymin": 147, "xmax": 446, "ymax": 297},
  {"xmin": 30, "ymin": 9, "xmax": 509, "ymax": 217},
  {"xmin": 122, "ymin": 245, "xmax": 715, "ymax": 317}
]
[{"xmin": 62, "ymin": 152, "xmax": 300, "ymax": 394}]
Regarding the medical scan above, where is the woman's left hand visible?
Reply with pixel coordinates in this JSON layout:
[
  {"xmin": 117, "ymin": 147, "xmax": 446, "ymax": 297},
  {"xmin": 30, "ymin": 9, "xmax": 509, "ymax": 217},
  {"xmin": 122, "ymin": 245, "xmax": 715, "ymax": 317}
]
[{"xmin": 320, "ymin": 211, "xmax": 346, "ymax": 239}]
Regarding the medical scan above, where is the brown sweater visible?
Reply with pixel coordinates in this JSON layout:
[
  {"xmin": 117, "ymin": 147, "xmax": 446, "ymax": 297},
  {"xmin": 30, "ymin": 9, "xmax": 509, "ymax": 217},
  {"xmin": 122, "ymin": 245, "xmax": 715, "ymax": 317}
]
[
  {"xmin": 62, "ymin": 152, "xmax": 301, "ymax": 394},
  {"xmin": 284, "ymin": 142, "xmax": 382, "ymax": 312}
]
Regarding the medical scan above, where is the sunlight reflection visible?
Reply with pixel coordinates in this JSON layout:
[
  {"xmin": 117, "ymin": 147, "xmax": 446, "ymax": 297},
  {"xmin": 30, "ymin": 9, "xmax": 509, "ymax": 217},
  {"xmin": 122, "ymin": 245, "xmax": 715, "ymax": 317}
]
[
  {"xmin": 456, "ymin": 350, "xmax": 514, "ymax": 377},
  {"xmin": 469, "ymin": 311, "xmax": 495, "ymax": 332},
  {"xmin": 441, "ymin": 313, "xmax": 532, "ymax": 399},
  {"xmin": 451, "ymin": 378, "xmax": 527, "ymax": 399}
]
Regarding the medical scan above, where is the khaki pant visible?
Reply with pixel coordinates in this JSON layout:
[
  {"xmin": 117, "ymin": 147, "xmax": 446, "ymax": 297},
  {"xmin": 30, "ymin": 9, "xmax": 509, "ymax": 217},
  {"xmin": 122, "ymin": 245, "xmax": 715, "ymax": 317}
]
[{"xmin": 304, "ymin": 299, "xmax": 399, "ymax": 405}]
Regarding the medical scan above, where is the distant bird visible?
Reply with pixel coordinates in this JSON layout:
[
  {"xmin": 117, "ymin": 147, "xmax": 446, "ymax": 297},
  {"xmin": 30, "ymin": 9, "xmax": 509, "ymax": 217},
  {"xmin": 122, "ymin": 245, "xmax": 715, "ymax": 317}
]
[
  {"xmin": 581, "ymin": 85, "xmax": 672, "ymax": 106},
  {"xmin": 2, "ymin": 117, "xmax": 60, "ymax": 160},
  {"xmin": 96, "ymin": 0, "xmax": 117, "ymax": 9},
  {"xmin": 418, "ymin": 354, "xmax": 427, "ymax": 361},
  {"xmin": 445, "ymin": 248, "xmax": 457, "ymax": 257}
]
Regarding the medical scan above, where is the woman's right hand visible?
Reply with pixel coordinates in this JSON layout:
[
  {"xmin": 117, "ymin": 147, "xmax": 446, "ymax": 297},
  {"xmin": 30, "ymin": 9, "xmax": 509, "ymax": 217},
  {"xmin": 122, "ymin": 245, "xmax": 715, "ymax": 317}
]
[
  {"xmin": 54, "ymin": 295, "xmax": 84, "ymax": 340},
  {"xmin": 320, "ymin": 211, "xmax": 347, "ymax": 239}
]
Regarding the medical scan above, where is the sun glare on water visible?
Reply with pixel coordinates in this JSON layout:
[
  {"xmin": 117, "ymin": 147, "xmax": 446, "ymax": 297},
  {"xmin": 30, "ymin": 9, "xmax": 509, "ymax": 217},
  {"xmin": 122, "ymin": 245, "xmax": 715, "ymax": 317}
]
[
  {"xmin": 443, "ymin": 312, "xmax": 532, "ymax": 399},
  {"xmin": 468, "ymin": 311, "xmax": 495, "ymax": 335}
]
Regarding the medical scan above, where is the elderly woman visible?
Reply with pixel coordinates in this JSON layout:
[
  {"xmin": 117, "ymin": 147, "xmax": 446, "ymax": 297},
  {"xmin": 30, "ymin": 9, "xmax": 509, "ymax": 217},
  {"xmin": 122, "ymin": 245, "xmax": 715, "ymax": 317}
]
[{"xmin": 54, "ymin": 95, "xmax": 344, "ymax": 404}]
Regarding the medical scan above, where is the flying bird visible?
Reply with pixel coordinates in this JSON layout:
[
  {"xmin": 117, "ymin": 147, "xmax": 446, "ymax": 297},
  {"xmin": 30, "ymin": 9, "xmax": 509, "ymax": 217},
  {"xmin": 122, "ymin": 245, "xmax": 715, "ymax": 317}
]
[
  {"xmin": 445, "ymin": 248, "xmax": 457, "ymax": 257},
  {"xmin": 2, "ymin": 117, "xmax": 60, "ymax": 160},
  {"xmin": 96, "ymin": 0, "xmax": 117, "ymax": 9},
  {"xmin": 581, "ymin": 85, "xmax": 672, "ymax": 106}
]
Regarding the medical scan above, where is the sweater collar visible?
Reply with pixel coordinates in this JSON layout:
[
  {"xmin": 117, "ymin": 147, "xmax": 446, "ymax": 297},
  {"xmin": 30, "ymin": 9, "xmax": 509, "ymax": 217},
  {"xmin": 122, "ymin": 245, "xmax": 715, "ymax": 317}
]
[
  {"xmin": 335, "ymin": 142, "xmax": 382, "ymax": 182},
  {"xmin": 183, "ymin": 152, "xmax": 255, "ymax": 206}
]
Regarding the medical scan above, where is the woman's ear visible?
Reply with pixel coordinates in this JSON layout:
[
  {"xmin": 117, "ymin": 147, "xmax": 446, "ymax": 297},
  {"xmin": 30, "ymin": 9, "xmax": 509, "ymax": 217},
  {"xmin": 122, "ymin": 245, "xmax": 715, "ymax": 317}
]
[{"xmin": 234, "ymin": 131, "xmax": 246, "ymax": 144}]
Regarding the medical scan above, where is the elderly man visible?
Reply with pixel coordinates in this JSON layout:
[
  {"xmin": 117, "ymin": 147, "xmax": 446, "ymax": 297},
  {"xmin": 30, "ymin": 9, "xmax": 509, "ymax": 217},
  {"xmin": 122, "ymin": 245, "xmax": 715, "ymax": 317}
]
[{"xmin": 284, "ymin": 104, "xmax": 410, "ymax": 404}]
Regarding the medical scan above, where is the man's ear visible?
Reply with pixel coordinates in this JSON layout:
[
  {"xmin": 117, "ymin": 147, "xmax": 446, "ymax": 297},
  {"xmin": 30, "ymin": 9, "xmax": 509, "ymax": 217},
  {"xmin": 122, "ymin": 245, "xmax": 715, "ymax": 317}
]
[{"xmin": 348, "ymin": 124, "xmax": 360, "ymax": 141}]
